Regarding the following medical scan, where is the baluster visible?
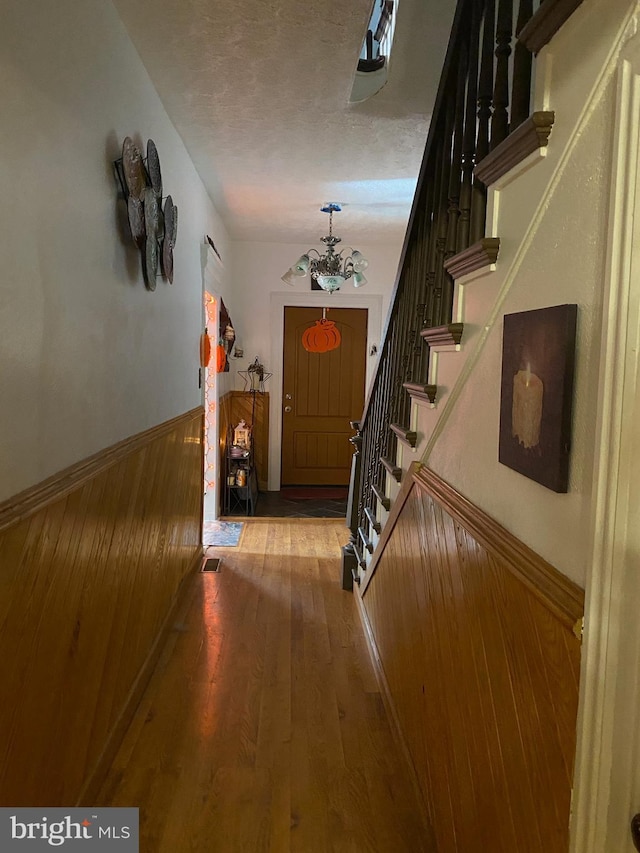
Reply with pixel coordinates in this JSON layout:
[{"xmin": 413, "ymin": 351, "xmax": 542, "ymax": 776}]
[
  {"xmin": 412, "ymin": 191, "xmax": 428, "ymax": 312},
  {"xmin": 360, "ymin": 425, "xmax": 372, "ymax": 528},
  {"xmin": 491, "ymin": 0, "xmax": 513, "ymax": 148},
  {"xmin": 511, "ymin": 0, "xmax": 533, "ymax": 130},
  {"xmin": 396, "ymin": 265, "xmax": 413, "ymax": 411},
  {"xmin": 424, "ymin": 217, "xmax": 440, "ymax": 326},
  {"xmin": 394, "ymin": 273, "xmax": 412, "ymax": 382},
  {"xmin": 471, "ymin": 0, "xmax": 495, "ymax": 242},
  {"xmin": 404, "ymin": 247, "xmax": 418, "ymax": 386},
  {"xmin": 359, "ymin": 355, "xmax": 385, "ymax": 529},
  {"xmin": 381, "ymin": 321, "xmax": 397, "ymax": 439},
  {"xmin": 413, "ymin": 198, "xmax": 432, "ymax": 380},
  {"xmin": 366, "ymin": 322, "xmax": 396, "ymax": 525},
  {"xmin": 419, "ymin": 167, "xmax": 435, "ymax": 278},
  {"xmin": 342, "ymin": 422, "xmax": 362, "ymax": 589},
  {"xmin": 378, "ymin": 346, "xmax": 393, "ymax": 465},
  {"xmin": 422, "ymin": 159, "xmax": 440, "ymax": 329},
  {"xmin": 432, "ymin": 90, "xmax": 456, "ymax": 326},
  {"xmin": 447, "ymin": 34, "xmax": 468, "ymax": 254},
  {"xmin": 413, "ymin": 302, "xmax": 426, "ymax": 379},
  {"xmin": 431, "ymin": 233, "xmax": 447, "ymax": 329},
  {"xmin": 363, "ymin": 413, "xmax": 376, "ymax": 501},
  {"xmin": 443, "ymin": 23, "xmax": 470, "ymax": 320},
  {"xmin": 417, "ymin": 181, "xmax": 435, "ymax": 384},
  {"xmin": 391, "ymin": 281, "xmax": 413, "ymax": 427},
  {"xmin": 403, "ymin": 247, "xmax": 424, "ymax": 421},
  {"xmin": 458, "ymin": 0, "xmax": 483, "ymax": 251},
  {"xmin": 476, "ymin": 0, "xmax": 495, "ymax": 163}
]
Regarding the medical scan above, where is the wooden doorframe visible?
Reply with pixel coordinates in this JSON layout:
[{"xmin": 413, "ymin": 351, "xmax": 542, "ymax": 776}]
[
  {"xmin": 268, "ymin": 291, "xmax": 383, "ymax": 491},
  {"xmin": 570, "ymin": 52, "xmax": 640, "ymax": 853},
  {"xmin": 202, "ymin": 243, "xmax": 224, "ymax": 523}
]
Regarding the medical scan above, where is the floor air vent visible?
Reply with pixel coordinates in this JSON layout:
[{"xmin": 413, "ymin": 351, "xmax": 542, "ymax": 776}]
[{"xmin": 201, "ymin": 558, "xmax": 221, "ymax": 573}]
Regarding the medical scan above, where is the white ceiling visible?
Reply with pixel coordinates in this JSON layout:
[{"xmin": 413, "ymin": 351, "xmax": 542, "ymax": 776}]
[{"xmin": 113, "ymin": 0, "xmax": 456, "ymax": 245}]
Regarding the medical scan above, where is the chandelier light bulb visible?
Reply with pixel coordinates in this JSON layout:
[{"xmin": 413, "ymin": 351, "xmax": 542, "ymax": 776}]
[
  {"xmin": 351, "ymin": 251, "xmax": 369, "ymax": 273},
  {"xmin": 353, "ymin": 272, "xmax": 368, "ymax": 287},
  {"xmin": 281, "ymin": 269, "xmax": 298, "ymax": 287},
  {"xmin": 293, "ymin": 254, "xmax": 309, "ymax": 275}
]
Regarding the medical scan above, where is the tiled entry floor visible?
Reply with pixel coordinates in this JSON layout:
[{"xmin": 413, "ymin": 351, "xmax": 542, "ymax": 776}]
[{"xmin": 221, "ymin": 488, "xmax": 348, "ymax": 519}]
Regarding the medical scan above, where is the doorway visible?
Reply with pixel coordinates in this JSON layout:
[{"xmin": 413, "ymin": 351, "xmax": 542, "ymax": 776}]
[
  {"xmin": 202, "ymin": 290, "xmax": 220, "ymax": 523},
  {"xmin": 281, "ymin": 306, "xmax": 368, "ymax": 486}
]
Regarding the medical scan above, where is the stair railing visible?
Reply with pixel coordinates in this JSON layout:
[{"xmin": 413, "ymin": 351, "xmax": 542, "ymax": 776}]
[{"xmin": 342, "ymin": 0, "xmax": 585, "ymax": 588}]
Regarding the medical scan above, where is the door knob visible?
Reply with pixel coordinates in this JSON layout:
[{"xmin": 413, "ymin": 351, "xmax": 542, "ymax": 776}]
[
  {"xmin": 632, "ymin": 814, "xmax": 640, "ymax": 851},
  {"xmin": 284, "ymin": 406, "xmax": 292, "ymax": 413}
]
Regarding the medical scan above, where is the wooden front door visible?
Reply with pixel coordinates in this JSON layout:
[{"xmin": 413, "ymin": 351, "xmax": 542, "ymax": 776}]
[{"xmin": 281, "ymin": 306, "xmax": 368, "ymax": 486}]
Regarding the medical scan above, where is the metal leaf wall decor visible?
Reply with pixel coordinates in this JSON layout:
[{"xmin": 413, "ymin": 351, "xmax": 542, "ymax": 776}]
[{"xmin": 114, "ymin": 137, "xmax": 178, "ymax": 290}]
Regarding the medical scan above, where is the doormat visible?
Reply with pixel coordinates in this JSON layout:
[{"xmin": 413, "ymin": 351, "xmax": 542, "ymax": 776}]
[
  {"xmin": 280, "ymin": 487, "xmax": 348, "ymax": 500},
  {"xmin": 203, "ymin": 521, "xmax": 244, "ymax": 547}
]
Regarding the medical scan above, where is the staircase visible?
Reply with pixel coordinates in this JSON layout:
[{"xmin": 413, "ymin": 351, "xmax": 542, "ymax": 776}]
[{"xmin": 342, "ymin": 0, "xmax": 590, "ymax": 589}]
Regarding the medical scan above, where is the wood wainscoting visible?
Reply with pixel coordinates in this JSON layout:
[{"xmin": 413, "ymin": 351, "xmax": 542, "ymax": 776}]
[
  {"xmin": 0, "ymin": 408, "xmax": 204, "ymax": 807},
  {"xmin": 358, "ymin": 465, "xmax": 584, "ymax": 853}
]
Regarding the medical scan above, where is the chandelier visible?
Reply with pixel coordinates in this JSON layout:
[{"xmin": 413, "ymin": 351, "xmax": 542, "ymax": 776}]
[{"xmin": 281, "ymin": 203, "xmax": 369, "ymax": 293}]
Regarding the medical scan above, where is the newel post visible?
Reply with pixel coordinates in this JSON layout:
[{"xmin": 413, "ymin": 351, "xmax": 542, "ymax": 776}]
[{"xmin": 341, "ymin": 421, "xmax": 363, "ymax": 590}]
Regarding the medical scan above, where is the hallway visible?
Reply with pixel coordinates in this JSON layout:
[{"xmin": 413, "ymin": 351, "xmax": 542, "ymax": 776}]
[{"xmin": 96, "ymin": 519, "xmax": 433, "ymax": 852}]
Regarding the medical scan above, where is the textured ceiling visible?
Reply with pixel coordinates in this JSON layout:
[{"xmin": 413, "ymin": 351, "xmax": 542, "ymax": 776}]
[{"xmin": 113, "ymin": 0, "xmax": 456, "ymax": 244}]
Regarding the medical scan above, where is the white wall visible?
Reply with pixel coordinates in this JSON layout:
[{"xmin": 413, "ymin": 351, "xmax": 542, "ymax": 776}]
[
  {"xmin": 420, "ymin": 0, "xmax": 635, "ymax": 586},
  {"xmin": 230, "ymin": 238, "xmax": 402, "ymax": 488},
  {"xmin": 0, "ymin": 0, "xmax": 235, "ymax": 503},
  {"xmin": 230, "ymin": 239, "xmax": 402, "ymax": 376}
]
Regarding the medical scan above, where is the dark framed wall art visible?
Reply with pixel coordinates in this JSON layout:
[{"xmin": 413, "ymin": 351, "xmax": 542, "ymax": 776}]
[{"xmin": 499, "ymin": 304, "xmax": 578, "ymax": 493}]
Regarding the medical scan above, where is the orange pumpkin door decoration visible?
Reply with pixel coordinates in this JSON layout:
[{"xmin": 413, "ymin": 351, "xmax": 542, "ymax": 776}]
[{"xmin": 302, "ymin": 317, "xmax": 341, "ymax": 353}]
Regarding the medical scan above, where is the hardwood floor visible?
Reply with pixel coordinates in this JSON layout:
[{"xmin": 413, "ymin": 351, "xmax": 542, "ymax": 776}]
[{"xmin": 96, "ymin": 519, "xmax": 433, "ymax": 852}]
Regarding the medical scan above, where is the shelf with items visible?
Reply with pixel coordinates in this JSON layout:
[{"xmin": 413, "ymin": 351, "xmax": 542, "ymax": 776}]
[
  {"xmin": 223, "ymin": 424, "xmax": 258, "ymax": 516},
  {"xmin": 224, "ymin": 458, "xmax": 257, "ymax": 516}
]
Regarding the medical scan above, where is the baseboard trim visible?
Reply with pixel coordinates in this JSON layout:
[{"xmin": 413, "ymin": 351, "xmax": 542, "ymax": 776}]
[
  {"xmin": 75, "ymin": 546, "xmax": 203, "ymax": 806},
  {"xmin": 0, "ymin": 407, "xmax": 203, "ymax": 532}
]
